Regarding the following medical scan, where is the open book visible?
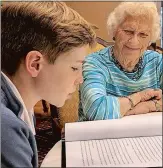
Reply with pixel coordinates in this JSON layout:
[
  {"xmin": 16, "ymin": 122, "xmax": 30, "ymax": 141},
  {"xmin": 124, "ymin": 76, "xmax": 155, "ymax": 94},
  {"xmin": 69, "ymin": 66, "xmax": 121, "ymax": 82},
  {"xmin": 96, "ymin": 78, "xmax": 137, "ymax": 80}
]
[{"xmin": 64, "ymin": 112, "xmax": 162, "ymax": 167}]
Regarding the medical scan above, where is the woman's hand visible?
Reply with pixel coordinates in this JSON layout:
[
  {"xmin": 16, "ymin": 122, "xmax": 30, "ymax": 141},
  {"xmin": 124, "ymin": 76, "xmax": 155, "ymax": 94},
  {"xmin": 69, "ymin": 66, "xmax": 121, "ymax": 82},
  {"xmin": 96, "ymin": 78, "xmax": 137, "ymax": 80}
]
[
  {"xmin": 138, "ymin": 88, "xmax": 162, "ymax": 102},
  {"xmin": 125, "ymin": 97, "xmax": 162, "ymax": 116},
  {"xmin": 151, "ymin": 98, "xmax": 162, "ymax": 112},
  {"xmin": 119, "ymin": 88, "xmax": 162, "ymax": 117}
]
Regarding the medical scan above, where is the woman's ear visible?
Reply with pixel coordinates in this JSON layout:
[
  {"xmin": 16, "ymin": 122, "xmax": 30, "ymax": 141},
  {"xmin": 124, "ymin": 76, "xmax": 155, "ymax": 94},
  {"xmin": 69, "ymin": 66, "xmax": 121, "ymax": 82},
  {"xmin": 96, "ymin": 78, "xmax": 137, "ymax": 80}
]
[
  {"xmin": 25, "ymin": 51, "xmax": 44, "ymax": 77},
  {"xmin": 112, "ymin": 30, "xmax": 117, "ymax": 41}
]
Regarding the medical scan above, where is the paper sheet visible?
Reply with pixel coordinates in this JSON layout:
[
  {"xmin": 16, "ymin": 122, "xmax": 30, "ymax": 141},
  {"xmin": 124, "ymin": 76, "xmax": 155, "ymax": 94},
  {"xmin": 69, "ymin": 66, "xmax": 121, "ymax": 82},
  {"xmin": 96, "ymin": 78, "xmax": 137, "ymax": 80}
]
[
  {"xmin": 65, "ymin": 112, "xmax": 162, "ymax": 142},
  {"xmin": 66, "ymin": 136, "xmax": 162, "ymax": 167}
]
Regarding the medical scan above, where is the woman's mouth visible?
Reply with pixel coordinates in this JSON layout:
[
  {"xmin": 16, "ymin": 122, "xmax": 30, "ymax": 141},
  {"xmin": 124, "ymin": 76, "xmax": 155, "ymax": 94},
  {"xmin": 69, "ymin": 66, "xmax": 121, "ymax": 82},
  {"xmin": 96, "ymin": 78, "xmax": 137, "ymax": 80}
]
[{"xmin": 125, "ymin": 45, "xmax": 140, "ymax": 50}]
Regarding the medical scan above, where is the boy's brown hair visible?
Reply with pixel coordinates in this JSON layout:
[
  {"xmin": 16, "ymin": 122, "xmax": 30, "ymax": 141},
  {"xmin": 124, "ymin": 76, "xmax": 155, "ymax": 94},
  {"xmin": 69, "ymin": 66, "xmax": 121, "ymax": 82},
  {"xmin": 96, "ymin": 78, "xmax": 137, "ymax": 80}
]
[{"xmin": 2, "ymin": 2, "xmax": 96, "ymax": 76}]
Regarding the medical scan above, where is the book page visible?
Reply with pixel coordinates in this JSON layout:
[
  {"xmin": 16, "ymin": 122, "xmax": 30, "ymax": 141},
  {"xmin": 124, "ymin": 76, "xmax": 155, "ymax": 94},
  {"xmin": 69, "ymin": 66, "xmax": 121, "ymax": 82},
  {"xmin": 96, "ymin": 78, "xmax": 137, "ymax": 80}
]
[
  {"xmin": 66, "ymin": 136, "xmax": 162, "ymax": 167},
  {"xmin": 65, "ymin": 112, "xmax": 162, "ymax": 142}
]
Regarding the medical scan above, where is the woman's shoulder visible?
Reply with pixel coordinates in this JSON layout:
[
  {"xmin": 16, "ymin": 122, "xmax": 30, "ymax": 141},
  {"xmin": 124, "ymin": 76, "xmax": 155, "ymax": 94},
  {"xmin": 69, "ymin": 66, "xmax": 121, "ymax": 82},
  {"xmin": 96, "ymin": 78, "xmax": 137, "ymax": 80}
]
[
  {"xmin": 144, "ymin": 50, "xmax": 162, "ymax": 59},
  {"xmin": 88, "ymin": 47, "xmax": 109, "ymax": 57},
  {"xmin": 143, "ymin": 50, "xmax": 162, "ymax": 63},
  {"xmin": 85, "ymin": 46, "xmax": 111, "ymax": 64}
]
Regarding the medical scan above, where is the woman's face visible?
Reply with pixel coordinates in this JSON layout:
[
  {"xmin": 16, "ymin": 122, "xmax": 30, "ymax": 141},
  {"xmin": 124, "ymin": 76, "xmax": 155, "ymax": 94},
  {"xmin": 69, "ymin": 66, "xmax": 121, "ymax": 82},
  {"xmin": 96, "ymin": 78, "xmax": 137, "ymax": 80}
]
[{"xmin": 114, "ymin": 16, "xmax": 151, "ymax": 59}]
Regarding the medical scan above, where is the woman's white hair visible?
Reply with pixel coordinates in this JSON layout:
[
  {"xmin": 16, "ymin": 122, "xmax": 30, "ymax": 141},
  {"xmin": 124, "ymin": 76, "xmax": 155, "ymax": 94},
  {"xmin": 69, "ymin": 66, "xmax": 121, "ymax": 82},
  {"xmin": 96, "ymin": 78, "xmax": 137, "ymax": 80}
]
[{"xmin": 107, "ymin": 2, "xmax": 161, "ymax": 42}]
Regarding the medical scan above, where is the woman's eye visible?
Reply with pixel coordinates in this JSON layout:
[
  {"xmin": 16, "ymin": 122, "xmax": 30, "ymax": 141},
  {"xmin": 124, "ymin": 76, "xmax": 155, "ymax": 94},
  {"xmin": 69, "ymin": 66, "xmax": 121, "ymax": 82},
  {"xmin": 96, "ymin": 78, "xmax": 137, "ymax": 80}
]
[
  {"xmin": 139, "ymin": 33, "xmax": 148, "ymax": 38},
  {"xmin": 71, "ymin": 67, "xmax": 78, "ymax": 71},
  {"xmin": 124, "ymin": 30, "xmax": 134, "ymax": 35}
]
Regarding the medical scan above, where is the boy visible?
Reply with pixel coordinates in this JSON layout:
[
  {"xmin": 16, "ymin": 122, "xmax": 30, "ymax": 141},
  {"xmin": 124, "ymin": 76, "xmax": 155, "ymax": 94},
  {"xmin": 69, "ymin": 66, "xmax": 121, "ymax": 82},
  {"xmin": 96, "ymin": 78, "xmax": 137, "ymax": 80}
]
[{"xmin": 1, "ymin": 2, "xmax": 96, "ymax": 167}]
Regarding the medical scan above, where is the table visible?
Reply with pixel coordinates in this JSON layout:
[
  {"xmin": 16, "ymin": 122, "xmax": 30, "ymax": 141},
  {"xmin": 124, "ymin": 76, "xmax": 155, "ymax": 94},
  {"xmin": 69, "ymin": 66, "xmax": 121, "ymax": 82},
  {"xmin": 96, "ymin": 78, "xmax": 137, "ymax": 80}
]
[
  {"xmin": 41, "ymin": 112, "xmax": 161, "ymax": 167},
  {"xmin": 41, "ymin": 140, "xmax": 62, "ymax": 167}
]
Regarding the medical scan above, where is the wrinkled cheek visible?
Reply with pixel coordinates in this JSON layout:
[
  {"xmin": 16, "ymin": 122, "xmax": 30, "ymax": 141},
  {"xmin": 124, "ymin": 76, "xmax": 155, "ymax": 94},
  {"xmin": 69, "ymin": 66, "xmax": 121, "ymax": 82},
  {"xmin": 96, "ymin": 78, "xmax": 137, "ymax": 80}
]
[
  {"xmin": 117, "ymin": 41, "xmax": 125, "ymax": 55},
  {"xmin": 140, "ymin": 40, "xmax": 149, "ymax": 48},
  {"xmin": 140, "ymin": 45, "xmax": 148, "ymax": 56},
  {"xmin": 117, "ymin": 34, "xmax": 127, "ymax": 47}
]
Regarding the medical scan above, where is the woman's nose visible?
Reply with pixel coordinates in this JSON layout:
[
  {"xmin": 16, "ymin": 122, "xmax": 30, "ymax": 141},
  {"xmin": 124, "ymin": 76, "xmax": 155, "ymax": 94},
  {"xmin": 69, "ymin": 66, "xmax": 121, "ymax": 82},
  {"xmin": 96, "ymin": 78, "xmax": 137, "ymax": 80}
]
[{"xmin": 128, "ymin": 34, "xmax": 140, "ymax": 44}]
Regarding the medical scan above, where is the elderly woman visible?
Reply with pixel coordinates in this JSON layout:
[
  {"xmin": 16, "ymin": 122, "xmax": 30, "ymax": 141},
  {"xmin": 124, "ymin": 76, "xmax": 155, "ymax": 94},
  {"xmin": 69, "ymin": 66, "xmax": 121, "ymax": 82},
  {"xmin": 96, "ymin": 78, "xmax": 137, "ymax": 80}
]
[{"xmin": 79, "ymin": 2, "xmax": 162, "ymax": 121}]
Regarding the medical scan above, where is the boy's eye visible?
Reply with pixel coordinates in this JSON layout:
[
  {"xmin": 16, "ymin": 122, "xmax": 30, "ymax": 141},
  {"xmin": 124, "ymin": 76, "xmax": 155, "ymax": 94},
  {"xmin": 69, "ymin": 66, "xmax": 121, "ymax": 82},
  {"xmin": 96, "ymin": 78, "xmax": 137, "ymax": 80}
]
[{"xmin": 71, "ymin": 67, "xmax": 78, "ymax": 71}]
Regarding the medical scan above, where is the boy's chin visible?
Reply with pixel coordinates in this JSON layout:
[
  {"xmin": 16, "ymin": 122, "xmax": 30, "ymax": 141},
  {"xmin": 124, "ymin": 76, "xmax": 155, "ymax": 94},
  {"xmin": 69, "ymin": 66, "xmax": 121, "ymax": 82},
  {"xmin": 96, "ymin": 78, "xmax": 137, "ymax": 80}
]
[
  {"xmin": 67, "ymin": 94, "xmax": 73, "ymax": 100},
  {"xmin": 51, "ymin": 94, "xmax": 72, "ymax": 108},
  {"xmin": 56, "ymin": 99, "xmax": 67, "ymax": 108}
]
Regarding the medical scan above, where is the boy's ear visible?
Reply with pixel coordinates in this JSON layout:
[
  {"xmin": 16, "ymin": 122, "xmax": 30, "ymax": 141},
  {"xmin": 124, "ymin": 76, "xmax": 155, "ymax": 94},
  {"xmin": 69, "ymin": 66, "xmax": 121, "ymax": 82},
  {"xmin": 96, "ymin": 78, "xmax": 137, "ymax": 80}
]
[{"xmin": 25, "ymin": 51, "xmax": 44, "ymax": 77}]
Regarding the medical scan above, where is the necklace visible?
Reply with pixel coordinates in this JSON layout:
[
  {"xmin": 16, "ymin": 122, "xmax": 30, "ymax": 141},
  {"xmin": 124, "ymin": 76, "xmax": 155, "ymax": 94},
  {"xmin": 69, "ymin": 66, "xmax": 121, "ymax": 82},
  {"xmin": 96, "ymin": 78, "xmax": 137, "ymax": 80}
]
[{"xmin": 110, "ymin": 46, "xmax": 143, "ymax": 80}]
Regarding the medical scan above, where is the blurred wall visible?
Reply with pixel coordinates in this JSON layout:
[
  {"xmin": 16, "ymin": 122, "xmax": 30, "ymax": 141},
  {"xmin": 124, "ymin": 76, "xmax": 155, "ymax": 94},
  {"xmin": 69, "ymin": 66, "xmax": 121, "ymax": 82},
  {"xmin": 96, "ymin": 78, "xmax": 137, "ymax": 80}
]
[
  {"xmin": 66, "ymin": 2, "xmax": 120, "ymax": 42},
  {"xmin": 66, "ymin": 1, "xmax": 161, "ymax": 46}
]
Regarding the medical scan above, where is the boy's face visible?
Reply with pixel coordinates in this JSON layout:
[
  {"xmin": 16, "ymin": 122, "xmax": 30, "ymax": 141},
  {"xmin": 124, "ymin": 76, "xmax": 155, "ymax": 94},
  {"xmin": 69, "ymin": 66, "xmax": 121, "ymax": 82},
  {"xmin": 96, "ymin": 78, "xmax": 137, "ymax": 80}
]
[{"xmin": 35, "ymin": 45, "xmax": 89, "ymax": 107}]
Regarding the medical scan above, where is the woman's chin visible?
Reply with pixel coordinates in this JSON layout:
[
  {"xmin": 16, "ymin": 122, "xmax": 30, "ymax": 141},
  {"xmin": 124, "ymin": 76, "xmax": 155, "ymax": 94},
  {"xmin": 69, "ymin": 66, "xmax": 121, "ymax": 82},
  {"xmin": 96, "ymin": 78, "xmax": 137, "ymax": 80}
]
[{"xmin": 124, "ymin": 46, "xmax": 140, "ymax": 53}]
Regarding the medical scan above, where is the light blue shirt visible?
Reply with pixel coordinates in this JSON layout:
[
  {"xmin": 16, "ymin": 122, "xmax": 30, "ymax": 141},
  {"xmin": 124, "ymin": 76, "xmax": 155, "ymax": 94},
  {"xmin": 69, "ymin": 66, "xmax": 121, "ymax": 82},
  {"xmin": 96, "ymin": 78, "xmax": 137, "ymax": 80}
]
[{"xmin": 79, "ymin": 46, "xmax": 162, "ymax": 121}]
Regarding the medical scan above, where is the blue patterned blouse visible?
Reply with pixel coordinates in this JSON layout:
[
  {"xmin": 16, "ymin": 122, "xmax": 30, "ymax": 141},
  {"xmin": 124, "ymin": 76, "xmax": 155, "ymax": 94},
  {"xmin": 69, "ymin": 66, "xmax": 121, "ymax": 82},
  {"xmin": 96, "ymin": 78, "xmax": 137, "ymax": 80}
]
[{"xmin": 78, "ymin": 46, "xmax": 162, "ymax": 121}]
